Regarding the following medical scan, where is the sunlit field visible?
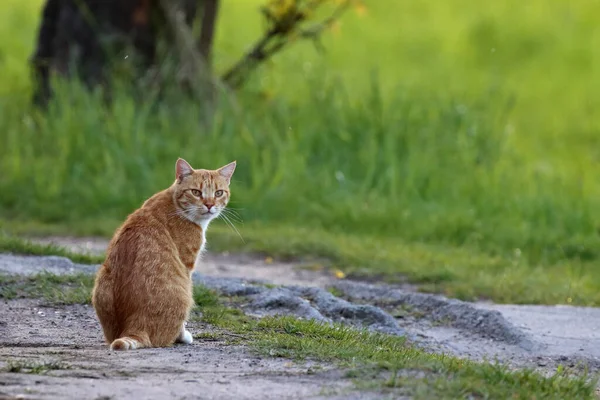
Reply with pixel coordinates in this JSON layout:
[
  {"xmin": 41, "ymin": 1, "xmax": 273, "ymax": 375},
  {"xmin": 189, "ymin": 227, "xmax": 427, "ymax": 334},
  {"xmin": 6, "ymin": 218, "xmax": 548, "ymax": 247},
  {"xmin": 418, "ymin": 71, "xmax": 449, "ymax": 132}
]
[{"xmin": 1, "ymin": 0, "xmax": 600, "ymax": 305}]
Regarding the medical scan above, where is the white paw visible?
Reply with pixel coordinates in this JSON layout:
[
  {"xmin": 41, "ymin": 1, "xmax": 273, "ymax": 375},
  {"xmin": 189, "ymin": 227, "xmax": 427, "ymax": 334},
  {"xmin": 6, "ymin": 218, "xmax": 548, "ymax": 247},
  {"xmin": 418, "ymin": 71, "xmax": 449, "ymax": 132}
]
[{"xmin": 177, "ymin": 330, "xmax": 194, "ymax": 345}]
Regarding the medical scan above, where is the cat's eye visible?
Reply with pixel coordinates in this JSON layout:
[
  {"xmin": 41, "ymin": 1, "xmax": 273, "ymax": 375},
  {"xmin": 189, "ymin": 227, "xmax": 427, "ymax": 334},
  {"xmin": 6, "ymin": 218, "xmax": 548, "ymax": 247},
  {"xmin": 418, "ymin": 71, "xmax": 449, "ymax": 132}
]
[
  {"xmin": 215, "ymin": 190, "xmax": 224, "ymax": 197},
  {"xmin": 191, "ymin": 189, "xmax": 202, "ymax": 197}
]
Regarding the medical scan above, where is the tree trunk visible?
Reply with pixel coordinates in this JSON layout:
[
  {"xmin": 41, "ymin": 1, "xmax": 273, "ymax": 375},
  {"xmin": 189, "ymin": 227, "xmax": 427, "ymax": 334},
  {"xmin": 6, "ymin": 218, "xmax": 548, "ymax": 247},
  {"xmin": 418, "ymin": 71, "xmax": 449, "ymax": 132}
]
[{"xmin": 30, "ymin": 0, "xmax": 214, "ymax": 107}]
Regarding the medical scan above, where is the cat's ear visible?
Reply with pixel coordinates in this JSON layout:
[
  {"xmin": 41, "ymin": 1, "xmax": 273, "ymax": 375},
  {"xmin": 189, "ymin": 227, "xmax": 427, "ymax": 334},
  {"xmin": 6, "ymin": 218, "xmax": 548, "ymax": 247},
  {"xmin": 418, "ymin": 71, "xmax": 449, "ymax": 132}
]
[
  {"xmin": 217, "ymin": 161, "xmax": 236, "ymax": 184},
  {"xmin": 176, "ymin": 158, "xmax": 194, "ymax": 183}
]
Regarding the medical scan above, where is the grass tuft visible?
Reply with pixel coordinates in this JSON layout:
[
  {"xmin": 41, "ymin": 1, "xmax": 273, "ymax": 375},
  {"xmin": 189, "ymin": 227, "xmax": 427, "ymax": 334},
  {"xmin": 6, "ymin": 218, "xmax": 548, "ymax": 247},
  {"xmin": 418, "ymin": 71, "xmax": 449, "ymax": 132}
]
[
  {"xmin": 5, "ymin": 360, "xmax": 70, "ymax": 374},
  {"xmin": 193, "ymin": 285, "xmax": 220, "ymax": 307},
  {"xmin": 0, "ymin": 272, "xmax": 95, "ymax": 304},
  {"xmin": 0, "ymin": 232, "xmax": 102, "ymax": 264},
  {"xmin": 194, "ymin": 304, "xmax": 597, "ymax": 399}
]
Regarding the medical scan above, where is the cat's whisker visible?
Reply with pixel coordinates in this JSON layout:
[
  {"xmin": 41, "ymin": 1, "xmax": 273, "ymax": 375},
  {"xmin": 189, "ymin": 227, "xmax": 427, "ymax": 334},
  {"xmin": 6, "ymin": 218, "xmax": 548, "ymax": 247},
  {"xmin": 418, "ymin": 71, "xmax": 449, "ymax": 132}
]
[
  {"xmin": 165, "ymin": 210, "xmax": 185, "ymax": 222},
  {"xmin": 165, "ymin": 209, "xmax": 180, "ymax": 217},
  {"xmin": 167, "ymin": 212, "xmax": 183, "ymax": 220},
  {"xmin": 166, "ymin": 208, "xmax": 189, "ymax": 221},
  {"xmin": 221, "ymin": 207, "xmax": 243, "ymax": 220},
  {"xmin": 186, "ymin": 209, "xmax": 199, "ymax": 223},
  {"xmin": 223, "ymin": 216, "xmax": 243, "ymax": 225},
  {"xmin": 222, "ymin": 207, "xmax": 242, "ymax": 215},
  {"xmin": 218, "ymin": 212, "xmax": 245, "ymax": 243},
  {"xmin": 220, "ymin": 209, "xmax": 243, "ymax": 224},
  {"xmin": 221, "ymin": 214, "xmax": 243, "ymax": 226}
]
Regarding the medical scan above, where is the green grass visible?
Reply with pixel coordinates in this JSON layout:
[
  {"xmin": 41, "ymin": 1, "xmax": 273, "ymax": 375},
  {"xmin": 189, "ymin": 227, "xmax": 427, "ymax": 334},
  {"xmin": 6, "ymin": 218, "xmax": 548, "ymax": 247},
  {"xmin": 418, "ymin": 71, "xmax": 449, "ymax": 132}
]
[
  {"xmin": 2, "ymin": 218, "xmax": 599, "ymax": 305},
  {"xmin": 205, "ymin": 224, "xmax": 600, "ymax": 305},
  {"xmin": 1, "ymin": 1, "xmax": 600, "ymax": 306},
  {"xmin": 193, "ymin": 285, "xmax": 220, "ymax": 307},
  {"xmin": 5, "ymin": 360, "xmax": 70, "ymax": 374},
  {"xmin": 0, "ymin": 272, "xmax": 95, "ymax": 304},
  {"xmin": 193, "ymin": 299, "xmax": 596, "ymax": 399},
  {"xmin": 0, "ymin": 232, "xmax": 103, "ymax": 264}
]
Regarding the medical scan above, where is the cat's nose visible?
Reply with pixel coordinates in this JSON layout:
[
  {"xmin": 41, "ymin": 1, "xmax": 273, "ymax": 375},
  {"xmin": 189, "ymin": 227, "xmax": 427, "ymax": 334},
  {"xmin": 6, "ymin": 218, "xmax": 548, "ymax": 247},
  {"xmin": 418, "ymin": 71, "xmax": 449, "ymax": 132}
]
[{"xmin": 204, "ymin": 202, "xmax": 214, "ymax": 209}]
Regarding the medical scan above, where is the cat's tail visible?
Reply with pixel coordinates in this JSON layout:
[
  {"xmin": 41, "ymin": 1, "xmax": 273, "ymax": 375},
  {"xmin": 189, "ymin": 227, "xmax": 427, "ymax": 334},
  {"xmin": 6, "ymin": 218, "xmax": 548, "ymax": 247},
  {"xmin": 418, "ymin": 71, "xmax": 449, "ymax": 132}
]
[{"xmin": 110, "ymin": 336, "xmax": 147, "ymax": 351}]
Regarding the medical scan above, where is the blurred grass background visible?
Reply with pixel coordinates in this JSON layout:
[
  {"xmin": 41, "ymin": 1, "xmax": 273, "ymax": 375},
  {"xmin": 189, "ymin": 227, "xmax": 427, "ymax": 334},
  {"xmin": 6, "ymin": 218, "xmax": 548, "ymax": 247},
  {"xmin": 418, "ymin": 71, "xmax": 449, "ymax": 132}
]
[{"xmin": 1, "ymin": 0, "xmax": 600, "ymax": 305}]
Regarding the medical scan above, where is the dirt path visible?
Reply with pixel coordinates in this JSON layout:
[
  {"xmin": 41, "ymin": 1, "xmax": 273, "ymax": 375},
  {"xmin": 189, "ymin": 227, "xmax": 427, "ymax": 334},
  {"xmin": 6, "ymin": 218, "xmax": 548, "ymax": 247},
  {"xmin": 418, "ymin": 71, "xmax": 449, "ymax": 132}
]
[
  {"xmin": 0, "ymin": 299, "xmax": 373, "ymax": 400},
  {"xmin": 1, "ymin": 236, "xmax": 599, "ymax": 398},
  {"xmin": 476, "ymin": 303, "xmax": 600, "ymax": 363},
  {"xmin": 25, "ymin": 236, "xmax": 600, "ymax": 369},
  {"xmin": 31, "ymin": 236, "xmax": 338, "ymax": 288}
]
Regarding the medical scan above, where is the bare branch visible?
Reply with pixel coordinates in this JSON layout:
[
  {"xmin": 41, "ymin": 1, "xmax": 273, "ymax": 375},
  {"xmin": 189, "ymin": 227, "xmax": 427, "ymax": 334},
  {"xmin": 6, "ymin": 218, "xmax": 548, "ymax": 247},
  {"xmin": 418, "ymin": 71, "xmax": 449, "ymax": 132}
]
[{"xmin": 221, "ymin": 0, "xmax": 352, "ymax": 89}]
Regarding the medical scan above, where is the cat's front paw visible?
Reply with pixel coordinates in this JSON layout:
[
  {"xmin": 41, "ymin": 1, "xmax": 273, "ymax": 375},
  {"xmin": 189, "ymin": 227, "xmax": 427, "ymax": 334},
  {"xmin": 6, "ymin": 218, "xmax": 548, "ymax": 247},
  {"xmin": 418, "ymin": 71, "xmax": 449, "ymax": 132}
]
[{"xmin": 176, "ymin": 329, "xmax": 194, "ymax": 345}]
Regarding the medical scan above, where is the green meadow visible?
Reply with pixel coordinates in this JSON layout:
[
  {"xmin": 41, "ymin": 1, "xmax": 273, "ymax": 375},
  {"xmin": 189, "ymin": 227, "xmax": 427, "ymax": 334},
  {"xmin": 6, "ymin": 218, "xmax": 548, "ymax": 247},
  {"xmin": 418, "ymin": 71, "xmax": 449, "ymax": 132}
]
[{"xmin": 1, "ymin": 0, "xmax": 600, "ymax": 305}]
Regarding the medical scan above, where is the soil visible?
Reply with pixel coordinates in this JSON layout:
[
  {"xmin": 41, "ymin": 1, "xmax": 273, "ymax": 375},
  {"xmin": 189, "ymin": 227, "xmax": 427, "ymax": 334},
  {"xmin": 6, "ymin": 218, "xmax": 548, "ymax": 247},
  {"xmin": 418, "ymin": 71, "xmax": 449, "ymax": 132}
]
[
  {"xmin": 0, "ymin": 236, "xmax": 599, "ymax": 398},
  {"xmin": 0, "ymin": 299, "xmax": 382, "ymax": 400}
]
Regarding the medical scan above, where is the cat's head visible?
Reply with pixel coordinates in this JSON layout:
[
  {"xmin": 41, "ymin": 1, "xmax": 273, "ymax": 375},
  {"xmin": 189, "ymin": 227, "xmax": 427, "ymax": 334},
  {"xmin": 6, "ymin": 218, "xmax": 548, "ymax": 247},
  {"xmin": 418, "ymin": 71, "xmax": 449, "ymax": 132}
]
[{"xmin": 172, "ymin": 158, "xmax": 236, "ymax": 227}]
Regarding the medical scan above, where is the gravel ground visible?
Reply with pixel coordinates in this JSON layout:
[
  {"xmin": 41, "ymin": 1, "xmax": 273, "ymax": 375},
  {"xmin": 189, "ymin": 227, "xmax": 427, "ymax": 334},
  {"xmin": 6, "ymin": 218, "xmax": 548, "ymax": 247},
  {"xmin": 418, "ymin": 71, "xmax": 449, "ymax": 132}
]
[
  {"xmin": 1, "ymin": 236, "xmax": 599, "ymax": 398},
  {"xmin": 0, "ymin": 299, "xmax": 383, "ymax": 400}
]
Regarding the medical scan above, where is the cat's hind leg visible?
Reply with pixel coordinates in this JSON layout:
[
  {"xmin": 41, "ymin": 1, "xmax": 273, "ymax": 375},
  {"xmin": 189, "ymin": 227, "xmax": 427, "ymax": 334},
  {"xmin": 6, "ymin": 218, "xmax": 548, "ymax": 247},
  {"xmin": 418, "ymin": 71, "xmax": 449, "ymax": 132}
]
[
  {"xmin": 91, "ymin": 266, "xmax": 120, "ymax": 343},
  {"xmin": 175, "ymin": 322, "xmax": 193, "ymax": 345}
]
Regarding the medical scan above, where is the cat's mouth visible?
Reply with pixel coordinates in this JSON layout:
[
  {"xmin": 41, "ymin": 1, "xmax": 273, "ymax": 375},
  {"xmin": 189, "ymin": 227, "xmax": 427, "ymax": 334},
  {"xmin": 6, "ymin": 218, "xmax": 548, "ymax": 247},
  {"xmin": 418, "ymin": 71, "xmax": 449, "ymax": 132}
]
[{"xmin": 191, "ymin": 207, "xmax": 219, "ymax": 219}]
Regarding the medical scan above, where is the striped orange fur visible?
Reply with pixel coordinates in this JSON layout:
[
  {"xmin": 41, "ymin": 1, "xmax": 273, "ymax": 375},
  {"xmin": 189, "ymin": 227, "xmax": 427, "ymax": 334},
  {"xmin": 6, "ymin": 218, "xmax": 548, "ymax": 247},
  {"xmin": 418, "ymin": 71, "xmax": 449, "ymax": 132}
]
[{"xmin": 92, "ymin": 158, "xmax": 236, "ymax": 350}]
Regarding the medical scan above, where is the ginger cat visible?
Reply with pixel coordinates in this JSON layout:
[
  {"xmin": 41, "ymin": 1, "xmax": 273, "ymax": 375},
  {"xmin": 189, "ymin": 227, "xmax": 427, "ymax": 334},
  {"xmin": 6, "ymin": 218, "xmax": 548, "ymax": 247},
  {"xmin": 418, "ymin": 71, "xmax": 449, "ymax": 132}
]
[{"xmin": 92, "ymin": 158, "xmax": 236, "ymax": 350}]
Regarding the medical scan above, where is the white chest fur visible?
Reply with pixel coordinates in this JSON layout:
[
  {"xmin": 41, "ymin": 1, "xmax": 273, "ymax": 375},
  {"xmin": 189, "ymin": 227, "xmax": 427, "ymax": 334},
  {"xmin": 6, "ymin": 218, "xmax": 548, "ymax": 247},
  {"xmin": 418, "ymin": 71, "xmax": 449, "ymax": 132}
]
[{"xmin": 193, "ymin": 219, "xmax": 211, "ymax": 270}]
